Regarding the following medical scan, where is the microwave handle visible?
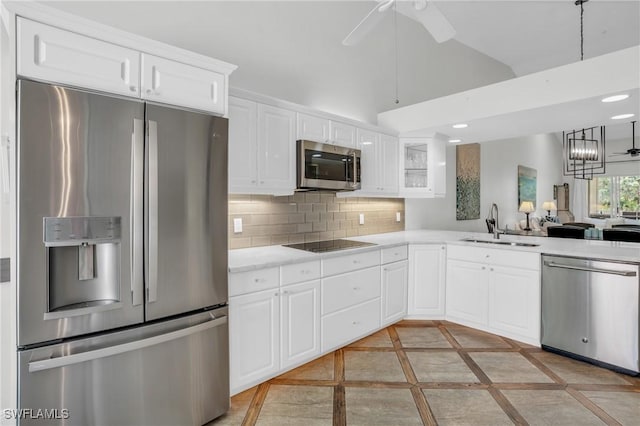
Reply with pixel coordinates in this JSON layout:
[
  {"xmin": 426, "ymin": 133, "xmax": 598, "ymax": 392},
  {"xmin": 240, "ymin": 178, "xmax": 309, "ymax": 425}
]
[{"xmin": 352, "ymin": 152, "xmax": 358, "ymax": 187}]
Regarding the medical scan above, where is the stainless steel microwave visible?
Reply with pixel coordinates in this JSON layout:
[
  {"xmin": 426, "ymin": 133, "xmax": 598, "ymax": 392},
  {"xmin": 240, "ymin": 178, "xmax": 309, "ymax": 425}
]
[{"xmin": 297, "ymin": 140, "xmax": 361, "ymax": 191}]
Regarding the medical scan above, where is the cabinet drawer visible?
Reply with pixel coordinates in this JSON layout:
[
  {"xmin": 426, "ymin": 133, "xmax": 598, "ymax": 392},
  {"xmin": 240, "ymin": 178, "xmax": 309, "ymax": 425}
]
[
  {"xmin": 322, "ymin": 250, "xmax": 380, "ymax": 277},
  {"xmin": 229, "ymin": 267, "xmax": 279, "ymax": 297},
  {"xmin": 281, "ymin": 260, "xmax": 321, "ymax": 286},
  {"xmin": 448, "ymin": 244, "xmax": 539, "ymax": 270},
  {"xmin": 381, "ymin": 245, "xmax": 408, "ymax": 264},
  {"xmin": 322, "ymin": 267, "xmax": 381, "ymax": 315},
  {"xmin": 17, "ymin": 18, "xmax": 140, "ymax": 97},
  {"xmin": 321, "ymin": 298, "xmax": 380, "ymax": 352}
]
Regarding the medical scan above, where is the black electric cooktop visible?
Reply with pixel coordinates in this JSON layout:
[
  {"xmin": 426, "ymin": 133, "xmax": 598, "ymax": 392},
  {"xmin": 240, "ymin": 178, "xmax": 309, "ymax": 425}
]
[{"xmin": 284, "ymin": 239, "xmax": 377, "ymax": 253}]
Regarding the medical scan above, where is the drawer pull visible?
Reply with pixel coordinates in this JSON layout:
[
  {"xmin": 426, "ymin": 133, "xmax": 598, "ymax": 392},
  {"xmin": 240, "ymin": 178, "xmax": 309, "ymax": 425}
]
[
  {"xmin": 254, "ymin": 278, "xmax": 266, "ymax": 283},
  {"xmin": 485, "ymin": 254, "xmax": 490, "ymax": 258},
  {"xmin": 274, "ymin": 292, "xmax": 279, "ymax": 296},
  {"xmin": 352, "ymin": 286, "xmax": 360, "ymax": 291},
  {"xmin": 352, "ymin": 321, "xmax": 360, "ymax": 325},
  {"xmin": 353, "ymin": 260, "xmax": 361, "ymax": 264},
  {"xmin": 394, "ymin": 252, "xmax": 399, "ymax": 256},
  {"xmin": 301, "ymin": 269, "xmax": 310, "ymax": 274}
]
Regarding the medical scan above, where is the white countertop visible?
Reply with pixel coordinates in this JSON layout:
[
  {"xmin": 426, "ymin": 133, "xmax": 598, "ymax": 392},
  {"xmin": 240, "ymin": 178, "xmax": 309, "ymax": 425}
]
[{"xmin": 229, "ymin": 230, "xmax": 640, "ymax": 273}]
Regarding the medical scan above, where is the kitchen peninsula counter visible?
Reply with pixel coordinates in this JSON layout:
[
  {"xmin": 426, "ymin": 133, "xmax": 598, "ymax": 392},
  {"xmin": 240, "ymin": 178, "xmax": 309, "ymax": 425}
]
[{"xmin": 229, "ymin": 230, "xmax": 640, "ymax": 273}]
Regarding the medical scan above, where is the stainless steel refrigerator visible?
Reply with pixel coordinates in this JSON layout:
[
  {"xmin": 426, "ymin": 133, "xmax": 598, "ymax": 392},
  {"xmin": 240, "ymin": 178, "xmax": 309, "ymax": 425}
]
[{"xmin": 16, "ymin": 79, "xmax": 229, "ymax": 425}]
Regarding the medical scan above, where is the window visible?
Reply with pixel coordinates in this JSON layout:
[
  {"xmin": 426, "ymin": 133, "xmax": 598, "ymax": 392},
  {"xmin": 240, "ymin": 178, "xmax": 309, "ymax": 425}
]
[{"xmin": 589, "ymin": 175, "xmax": 640, "ymax": 219}]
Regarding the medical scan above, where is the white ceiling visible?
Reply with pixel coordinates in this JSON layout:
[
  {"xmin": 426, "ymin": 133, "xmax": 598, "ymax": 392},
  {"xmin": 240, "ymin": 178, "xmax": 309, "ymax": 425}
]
[{"xmin": 432, "ymin": 0, "xmax": 640, "ymax": 76}]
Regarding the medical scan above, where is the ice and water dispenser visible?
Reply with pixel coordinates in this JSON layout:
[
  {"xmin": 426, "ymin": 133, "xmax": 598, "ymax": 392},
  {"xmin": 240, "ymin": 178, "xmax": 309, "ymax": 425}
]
[{"xmin": 43, "ymin": 216, "xmax": 122, "ymax": 316}]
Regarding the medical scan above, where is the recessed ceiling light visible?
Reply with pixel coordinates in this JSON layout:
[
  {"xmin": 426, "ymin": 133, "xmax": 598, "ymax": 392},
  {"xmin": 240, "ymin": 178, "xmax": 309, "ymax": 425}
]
[
  {"xmin": 611, "ymin": 113, "xmax": 635, "ymax": 120},
  {"xmin": 449, "ymin": 139, "xmax": 461, "ymax": 143},
  {"xmin": 452, "ymin": 123, "xmax": 468, "ymax": 129},
  {"xmin": 601, "ymin": 94, "xmax": 629, "ymax": 103}
]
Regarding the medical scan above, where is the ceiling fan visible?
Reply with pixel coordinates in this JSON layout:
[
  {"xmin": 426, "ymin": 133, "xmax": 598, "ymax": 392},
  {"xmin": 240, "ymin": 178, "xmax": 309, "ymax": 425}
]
[
  {"xmin": 609, "ymin": 121, "xmax": 639, "ymax": 158},
  {"xmin": 342, "ymin": 0, "xmax": 456, "ymax": 46}
]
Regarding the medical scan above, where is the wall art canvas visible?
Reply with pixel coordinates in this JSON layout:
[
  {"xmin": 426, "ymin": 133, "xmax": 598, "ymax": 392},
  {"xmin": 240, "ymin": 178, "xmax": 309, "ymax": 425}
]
[
  {"xmin": 456, "ymin": 143, "xmax": 481, "ymax": 220},
  {"xmin": 518, "ymin": 165, "xmax": 537, "ymax": 208}
]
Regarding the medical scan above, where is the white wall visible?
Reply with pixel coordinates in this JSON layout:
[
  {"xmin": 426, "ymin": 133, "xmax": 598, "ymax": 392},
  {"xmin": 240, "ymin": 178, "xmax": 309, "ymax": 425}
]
[
  {"xmin": 406, "ymin": 133, "xmax": 563, "ymax": 232},
  {"xmin": 42, "ymin": 1, "xmax": 516, "ymax": 124}
]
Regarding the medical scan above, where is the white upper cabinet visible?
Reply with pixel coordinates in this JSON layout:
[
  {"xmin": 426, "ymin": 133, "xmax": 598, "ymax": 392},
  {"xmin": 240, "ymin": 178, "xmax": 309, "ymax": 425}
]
[
  {"xmin": 228, "ymin": 97, "xmax": 258, "ymax": 190},
  {"xmin": 141, "ymin": 54, "xmax": 225, "ymax": 115},
  {"xmin": 330, "ymin": 121, "xmax": 356, "ymax": 147},
  {"xmin": 380, "ymin": 134, "xmax": 399, "ymax": 194},
  {"xmin": 399, "ymin": 137, "xmax": 446, "ymax": 198},
  {"xmin": 17, "ymin": 18, "xmax": 140, "ymax": 97},
  {"xmin": 297, "ymin": 113, "xmax": 330, "ymax": 143},
  {"xmin": 16, "ymin": 18, "xmax": 234, "ymax": 115},
  {"xmin": 355, "ymin": 130, "xmax": 398, "ymax": 195},
  {"xmin": 357, "ymin": 129, "xmax": 380, "ymax": 193},
  {"xmin": 228, "ymin": 99, "xmax": 296, "ymax": 195},
  {"xmin": 257, "ymin": 104, "xmax": 296, "ymax": 193}
]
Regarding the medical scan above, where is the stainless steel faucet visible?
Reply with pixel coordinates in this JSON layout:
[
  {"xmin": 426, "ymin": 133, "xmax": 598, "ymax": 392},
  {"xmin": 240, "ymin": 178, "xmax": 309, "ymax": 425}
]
[{"xmin": 488, "ymin": 203, "xmax": 504, "ymax": 239}]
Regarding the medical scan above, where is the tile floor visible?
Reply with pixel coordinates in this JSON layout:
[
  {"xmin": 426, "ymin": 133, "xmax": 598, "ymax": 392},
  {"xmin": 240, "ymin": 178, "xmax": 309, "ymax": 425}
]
[{"xmin": 211, "ymin": 321, "xmax": 640, "ymax": 425}]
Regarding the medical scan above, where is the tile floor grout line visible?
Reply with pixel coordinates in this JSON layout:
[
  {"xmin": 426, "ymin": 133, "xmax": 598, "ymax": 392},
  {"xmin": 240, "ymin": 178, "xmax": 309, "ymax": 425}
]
[
  {"xmin": 565, "ymin": 387, "xmax": 623, "ymax": 426},
  {"xmin": 241, "ymin": 382, "xmax": 270, "ymax": 426},
  {"xmin": 410, "ymin": 386, "xmax": 438, "ymax": 426},
  {"xmin": 437, "ymin": 324, "xmax": 463, "ymax": 350},
  {"xmin": 333, "ymin": 384, "xmax": 347, "ymax": 426},
  {"xmin": 486, "ymin": 387, "xmax": 529, "ymax": 426},
  {"xmin": 518, "ymin": 350, "xmax": 567, "ymax": 385}
]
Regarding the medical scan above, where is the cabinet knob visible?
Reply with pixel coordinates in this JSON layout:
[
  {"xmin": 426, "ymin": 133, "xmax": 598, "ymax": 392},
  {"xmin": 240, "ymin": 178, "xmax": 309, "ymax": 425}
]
[
  {"xmin": 581, "ymin": 337, "xmax": 589, "ymax": 343},
  {"xmin": 481, "ymin": 266, "xmax": 486, "ymax": 270},
  {"xmin": 260, "ymin": 181, "xmax": 264, "ymax": 184},
  {"xmin": 352, "ymin": 286, "xmax": 360, "ymax": 291},
  {"xmin": 353, "ymin": 260, "xmax": 361, "ymax": 264},
  {"xmin": 490, "ymin": 268, "xmax": 494, "ymax": 272},
  {"xmin": 274, "ymin": 292, "xmax": 279, "ymax": 296},
  {"xmin": 146, "ymin": 89, "xmax": 153, "ymax": 94},
  {"xmin": 251, "ymin": 180, "xmax": 256, "ymax": 184},
  {"xmin": 352, "ymin": 321, "xmax": 360, "ymax": 325},
  {"xmin": 485, "ymin": 254, "xmax": 490, "ymax": 258},
  {"xmin": 129, "ymin": 85, "xmax": 137, "ymax": 92}
]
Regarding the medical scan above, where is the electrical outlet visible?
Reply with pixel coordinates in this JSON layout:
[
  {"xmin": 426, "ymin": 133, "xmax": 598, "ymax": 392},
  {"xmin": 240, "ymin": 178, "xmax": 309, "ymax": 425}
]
[
  {"xmin": 359, "ymin": 213, "xmax": 365, "ymax": 225},
  {"xmin": 396, "ymin": 212, "xmax": 401, "ymax": 222},
  {"xmin": 233, "ymin": 217, "xmax": 243, "ymax": 233}
]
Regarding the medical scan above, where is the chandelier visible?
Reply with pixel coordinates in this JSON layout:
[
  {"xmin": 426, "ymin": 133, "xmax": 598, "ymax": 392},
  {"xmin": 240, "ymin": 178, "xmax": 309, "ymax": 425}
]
[
  {"xmin": 562, "ymin": 0, "xmax": 607, "ymax": 180},
  {"xmin": 563, "ymin": 126, "xmax": 606, "ymax": 179}
]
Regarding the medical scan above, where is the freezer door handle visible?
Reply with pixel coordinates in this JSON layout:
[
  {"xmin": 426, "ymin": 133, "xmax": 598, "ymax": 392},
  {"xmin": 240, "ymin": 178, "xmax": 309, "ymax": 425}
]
[
  {"xmin": 28, "ymin": 314, "xmax": 227, "ymax": 373},
  {"xmin": 544, "ymin": 261, "xmax": 637, "ymax": 277},
  {"xmin": 131, "ymin": 118, "xmax": 144, "ymax": 306},
  {"xmin": 147, "ymin": 119, "xmax": 158, "ymax": 303}
]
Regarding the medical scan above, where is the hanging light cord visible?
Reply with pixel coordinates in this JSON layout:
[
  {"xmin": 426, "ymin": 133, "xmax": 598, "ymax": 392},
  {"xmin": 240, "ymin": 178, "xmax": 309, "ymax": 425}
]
[
  {"xmin": 576, "ymin": 0, "xmax": 588, "ymax": 61},
  {"xmin": 394, "ymin": 2, "xmax": 399, "ymax": 104}
]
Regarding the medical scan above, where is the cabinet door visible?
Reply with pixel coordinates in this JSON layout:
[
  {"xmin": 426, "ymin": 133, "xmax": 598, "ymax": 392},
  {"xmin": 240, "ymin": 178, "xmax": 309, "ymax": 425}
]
[
  {"xmin": 297, "ymin": 113, "xmax": 329, "ymax": 142},
  {"xmin": 399, "ymin": 138, "xmax": 432, "ymax": 197},
  {"xmin": 17, "ymin": 18, "xmax": 140, "ymax": 97},
  {"xmin": 280, "ymin": 280, "xmax": 321, "ymax": 369},
  {"xmin": 257, "ymin": 104, "xmax": 296, "ymax": 193},
  {"xmin": 357, "ymin": 129, "xmax": 380, "ymax": 192},
  {"xmin": 229, "ymin": 289, "xmax": 280, "ymax": 394},
  {"xmin": 141, "ymin": 53, "xmax": 225, "ymax": 115},
  {"xmin": 379, "ymin": 134, "xmax": 399, "ymax": 194},
  {"xmin": 381, "ymin": 261, "xmax": 408, "ymax": 325},
  {"xmin": 408, "ymin": 245, "xmax": 446, "ymax": 317},
  {"xmin": 228, "ymin": 97, "xmax": 258, "ymax": 191},
  {"xmin": 446, "ymin": 259, "xmax": 489, "ymax": 327},
  {"xmin": 330, "ymin": 121, "xmax": 356, "ymax": 147},
  {"xmin": 489, "ymin": 265, "xmax": 540, "ymax": 343},
  {"xmin": 429, "ymin": 137, "xmax": 447, "ymax": 197}
]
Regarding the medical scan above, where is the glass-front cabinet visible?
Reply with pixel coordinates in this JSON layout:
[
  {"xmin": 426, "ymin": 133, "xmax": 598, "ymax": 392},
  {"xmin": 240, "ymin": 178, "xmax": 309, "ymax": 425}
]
[{"xmin": 399, "ymin": 137, "xmax": 446, "ymax": 198}]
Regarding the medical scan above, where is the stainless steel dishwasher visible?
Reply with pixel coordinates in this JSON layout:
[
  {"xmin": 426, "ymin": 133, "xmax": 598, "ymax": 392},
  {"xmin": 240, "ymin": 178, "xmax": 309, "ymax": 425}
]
[{"xmin": 541, "ymin": 254, "xmax": 639, "ymax": 375}]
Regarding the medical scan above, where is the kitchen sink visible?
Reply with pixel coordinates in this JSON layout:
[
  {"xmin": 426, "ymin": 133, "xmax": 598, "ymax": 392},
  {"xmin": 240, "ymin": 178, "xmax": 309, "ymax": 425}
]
[{"xmin": 460, "ymin": 238, "xmax": 540, "ymax": 247}]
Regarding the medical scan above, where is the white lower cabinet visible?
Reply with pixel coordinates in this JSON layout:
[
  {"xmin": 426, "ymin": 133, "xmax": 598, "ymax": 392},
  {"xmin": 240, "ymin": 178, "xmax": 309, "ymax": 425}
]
[
  {"xmin": 321, "ymin": 298, "xmax": 380, "ymax": 352},
  {"xmin": 445, "ymin": 259, "xmax": 489, "ymax": 327},
  {"xmin": 381, "ymin": 260, "xmax": 408, "ymax": 326},
  {"xmin": 229, "ymin": 288, "xmax": 280, "ymax": 394},
  {"xmin": 445, "ymin": 245, "xmax": 541, "ymax": 345},
  {"xmin": 408, "ymin": 244, "xmax": 446, "ymax": 318},
  {"xmin": 488, "ymin": 265, "xmax": 540, "ymax": 343},
  {"xmin": 280, "ymin": 280, "xmax": 321, "ymax": 369}
]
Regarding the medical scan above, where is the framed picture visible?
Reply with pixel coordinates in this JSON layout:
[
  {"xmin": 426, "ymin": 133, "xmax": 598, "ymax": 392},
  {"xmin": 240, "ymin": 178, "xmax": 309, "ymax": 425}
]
[
  {"xmin": 518, "ymin": 165, "xmax": 537, "ymax": 208},
  {"xmin": 456, "ymin": 143, "xmax": 481, "ymax": 220}
]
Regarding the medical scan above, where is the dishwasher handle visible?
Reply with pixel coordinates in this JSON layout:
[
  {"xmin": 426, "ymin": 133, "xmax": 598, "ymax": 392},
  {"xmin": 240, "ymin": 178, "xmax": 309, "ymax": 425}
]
[
  {"xmin": 544, "ymin": 261, "xmax": 637, "ymax": 277},
  {"xmin": 28, "ymin": 314, "xmax": 227, "ymax": 373}
]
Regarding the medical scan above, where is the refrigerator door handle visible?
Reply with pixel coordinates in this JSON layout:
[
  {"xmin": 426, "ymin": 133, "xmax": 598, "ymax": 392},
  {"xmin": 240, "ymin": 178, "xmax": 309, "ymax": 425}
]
[
  {"xmin": 147, "ymin": 119, "xmax": 159, "ymax": 303},
  {"xmin": 28, "ymin": 314, "xmax": 227, "ymax": 373},
  {"xmin": 131, "ymin": 119, "xmax": 144, "ymax": 306}
]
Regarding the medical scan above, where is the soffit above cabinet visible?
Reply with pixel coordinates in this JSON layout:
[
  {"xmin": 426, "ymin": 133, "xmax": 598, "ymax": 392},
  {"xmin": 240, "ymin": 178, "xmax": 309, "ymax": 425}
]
[{"xmin": 378, "ymin": 46, "xmax": 640, "ymax": 143}]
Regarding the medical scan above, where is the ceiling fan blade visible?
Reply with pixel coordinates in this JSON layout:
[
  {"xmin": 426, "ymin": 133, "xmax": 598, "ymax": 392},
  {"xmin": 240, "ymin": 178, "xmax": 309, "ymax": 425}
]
[
  {"xmin": 413, "ymin": 1, "xmax": 456, "ymax": 43},
  {"xmin": 342, "ymin": 1, "xmax": 390, "ymax": 46}
]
